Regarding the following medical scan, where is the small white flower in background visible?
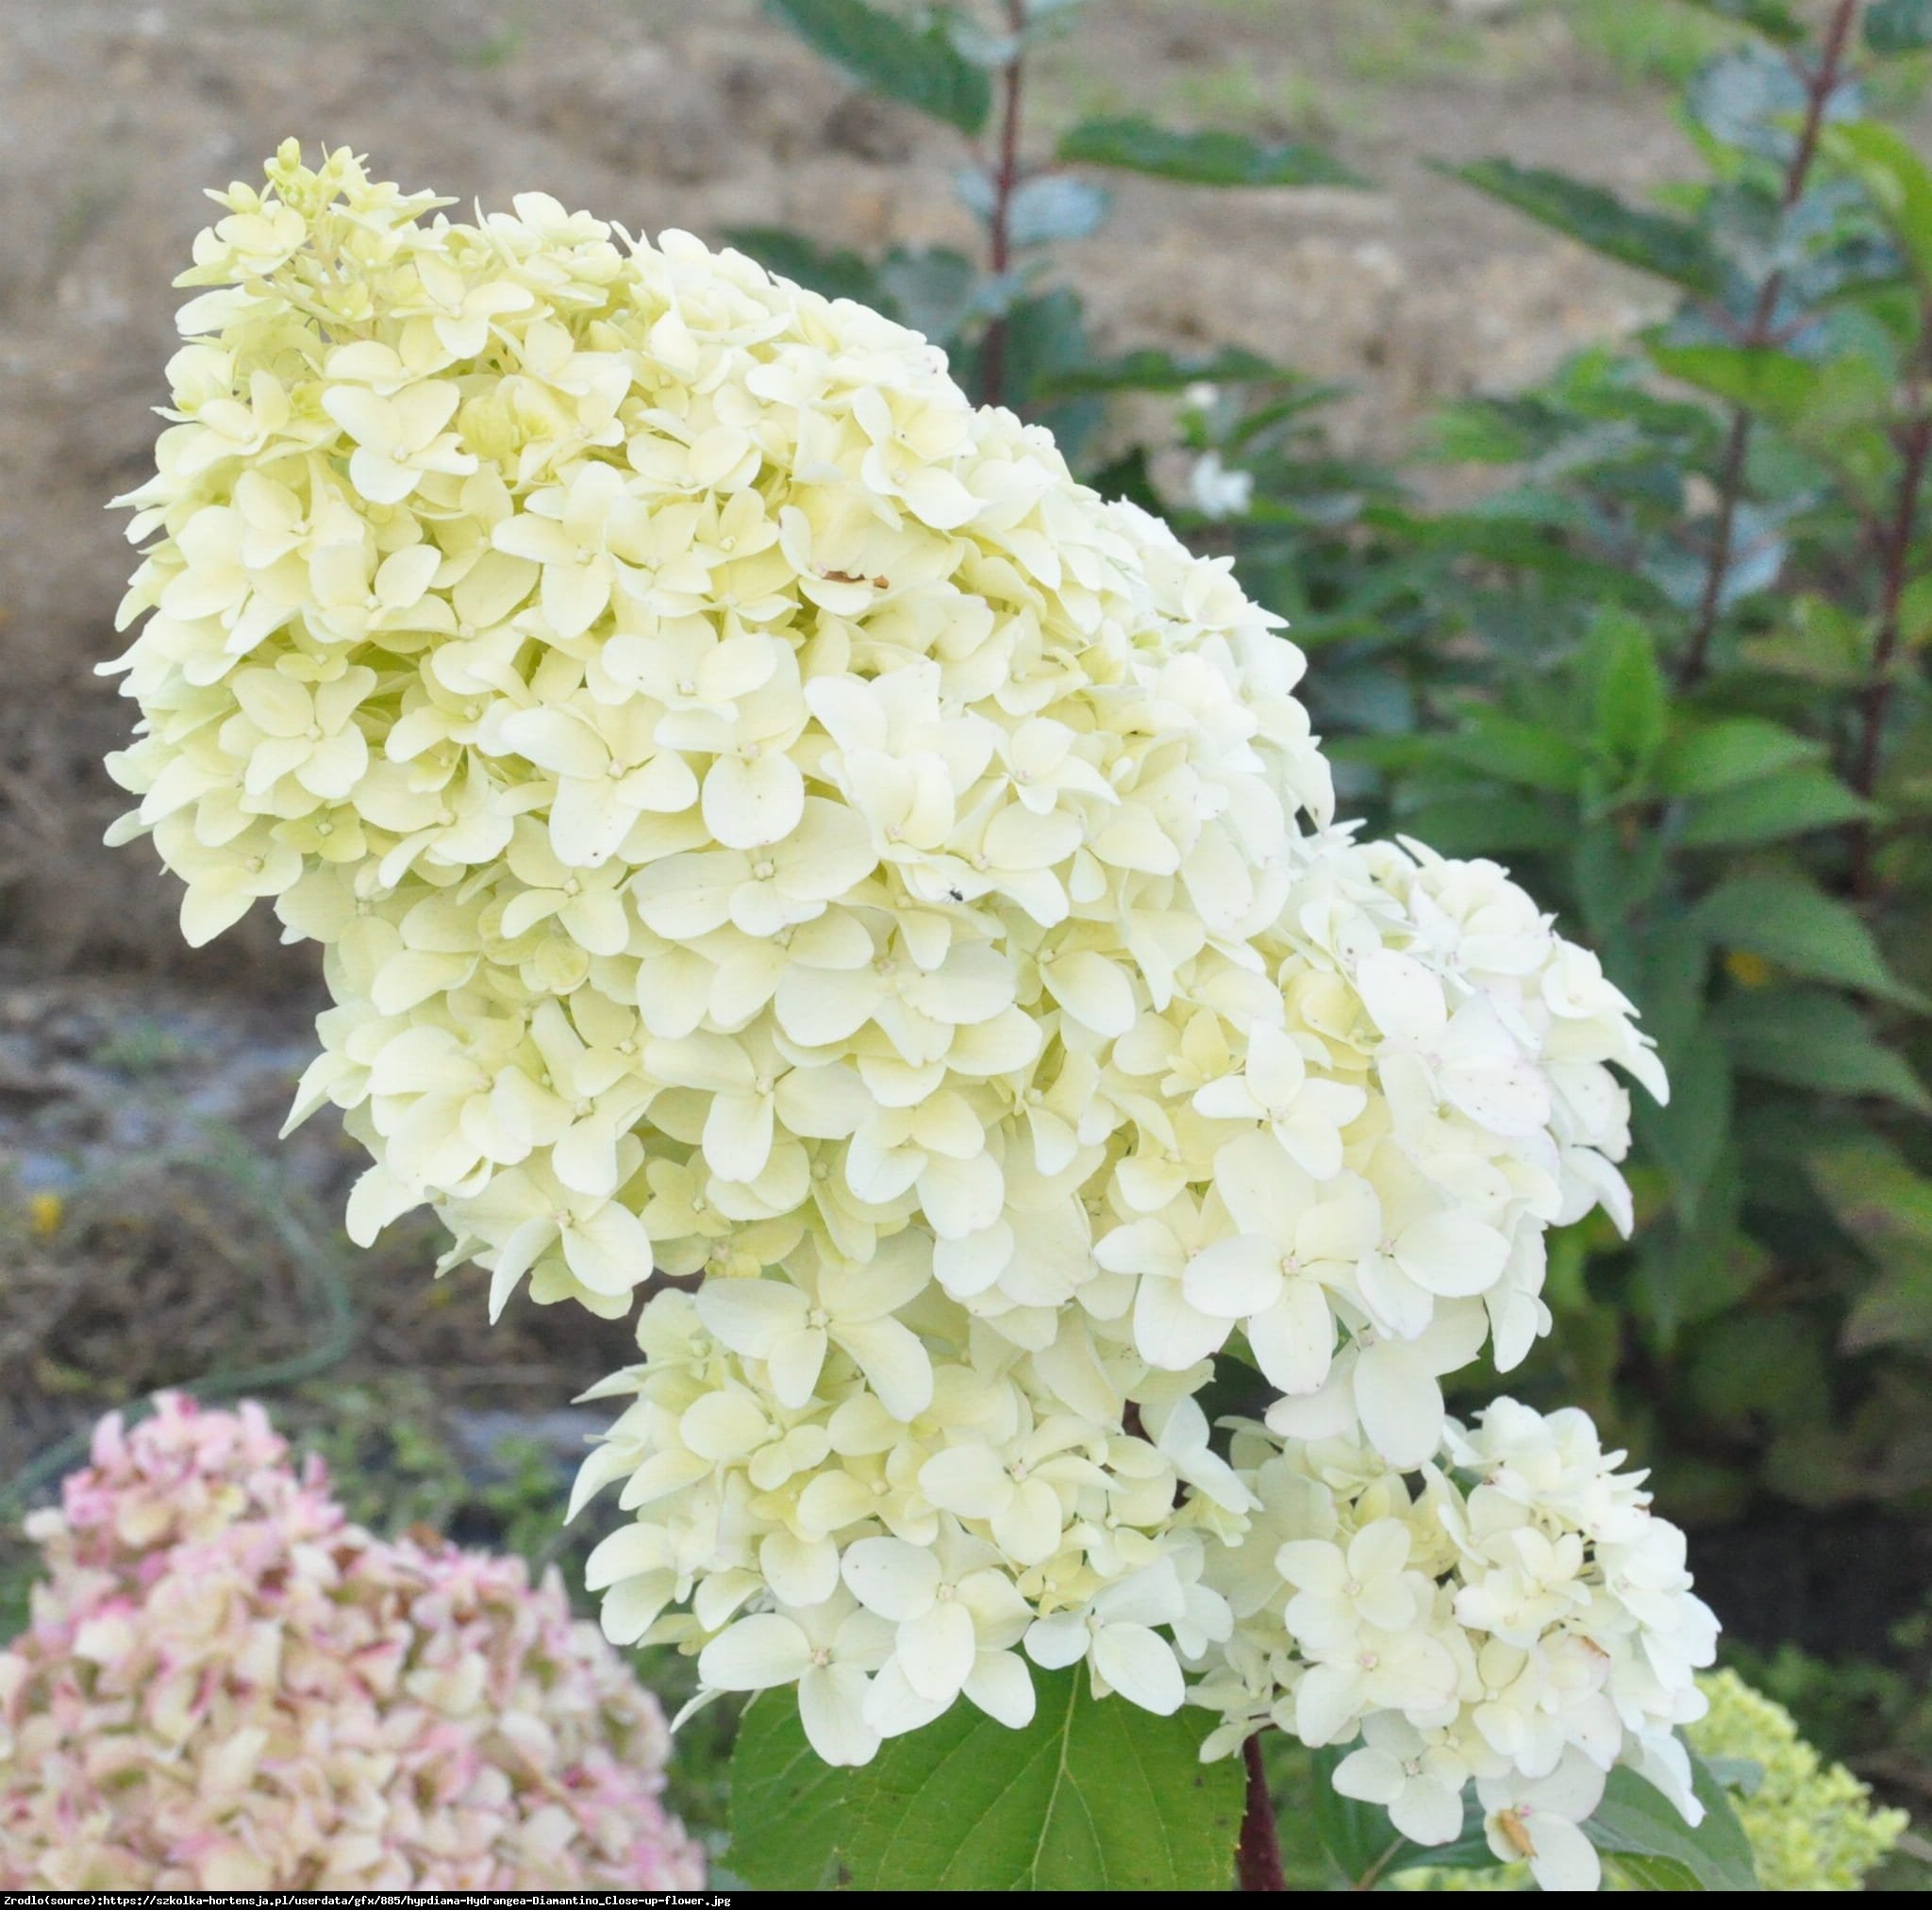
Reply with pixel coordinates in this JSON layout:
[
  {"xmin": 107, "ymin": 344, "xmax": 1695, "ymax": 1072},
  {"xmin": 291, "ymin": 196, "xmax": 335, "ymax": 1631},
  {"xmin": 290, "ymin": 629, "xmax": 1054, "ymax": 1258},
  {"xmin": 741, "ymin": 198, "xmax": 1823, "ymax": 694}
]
[
  {"xmin": 103, "ymin": 141, "xmax": 1702, "ymax": 1889},
  {"xmin": 1189, "ymin": 450, "xmax": 1254, "ymax": 520}
]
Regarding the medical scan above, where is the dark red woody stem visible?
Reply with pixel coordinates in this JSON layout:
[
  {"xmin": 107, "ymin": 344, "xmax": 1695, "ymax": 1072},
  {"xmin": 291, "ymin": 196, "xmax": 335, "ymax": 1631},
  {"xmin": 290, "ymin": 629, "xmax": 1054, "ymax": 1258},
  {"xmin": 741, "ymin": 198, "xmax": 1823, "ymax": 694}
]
[{"xmin": 1237, "ymin": 1732, "xmax": 1286, "ymax": 1892}]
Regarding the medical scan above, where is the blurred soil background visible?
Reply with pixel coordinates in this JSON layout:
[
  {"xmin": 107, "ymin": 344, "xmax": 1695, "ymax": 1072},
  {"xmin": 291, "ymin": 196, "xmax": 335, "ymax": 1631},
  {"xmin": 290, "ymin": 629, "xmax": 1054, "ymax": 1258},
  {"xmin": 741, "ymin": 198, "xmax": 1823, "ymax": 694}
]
[{"xmin": 4, "ymin": 0, "xmax": 1925, "ymax": 1711}]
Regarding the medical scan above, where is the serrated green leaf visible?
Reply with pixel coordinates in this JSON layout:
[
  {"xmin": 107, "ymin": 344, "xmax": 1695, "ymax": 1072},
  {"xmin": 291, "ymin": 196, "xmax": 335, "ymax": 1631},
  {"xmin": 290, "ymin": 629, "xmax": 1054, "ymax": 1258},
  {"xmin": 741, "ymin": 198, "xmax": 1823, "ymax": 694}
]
[
  {"xmin": 839, "ymin": 1668, "xmax": 1242, "ymax": 1889},
  {"xmin": 1654, "ymin": 717, "xmax": 1824, "ymax": 796},
  {"xmin": 1676, "ymin": 0, "xmax": 1806, "ymax": 42},
  {"xmin": 1058, "ymin": 117, "xmax": 1370, "ymax": 188},
  {"xmin": 1867, "ymin": 0, "xmax": 1932, "ymax": 54},
  {"xmin": 1676, "ymin": 767, "xmax": 1874, "ymax": 846},
  {"xmin": 1583, "ymin": 1759, "xmax": 1758, "ymax": 1891},
  {"xmin": 1714, "ymin": 988, "xmax": 1931, "ymax": 1109},
  {"xmin": 1694, "ymin": 873, "xmax": 1924, "ymax": 1005},
  {"xmin": 1441, "ymin": 158, "xmax": 1724, "ymax": 295},
  {"xmin": 768, "ymin": 0, "xmax": 991, "ymax": 132},
  {"xmin": 727, "ymin": 1690, "xmax": 853, "ymax": 1889}
]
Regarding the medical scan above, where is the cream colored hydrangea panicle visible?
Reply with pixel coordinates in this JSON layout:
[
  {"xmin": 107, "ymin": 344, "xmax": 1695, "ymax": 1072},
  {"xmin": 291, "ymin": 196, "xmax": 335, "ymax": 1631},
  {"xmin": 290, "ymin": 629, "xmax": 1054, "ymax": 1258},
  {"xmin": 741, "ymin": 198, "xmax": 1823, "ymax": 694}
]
[
  {"xmin": 103, "ymin": 142, "xmax": 1702, "ymax": 1888},
  {"xmin": 0, "ymin": 1395, "xmax": 704, "ymax": 1890}
]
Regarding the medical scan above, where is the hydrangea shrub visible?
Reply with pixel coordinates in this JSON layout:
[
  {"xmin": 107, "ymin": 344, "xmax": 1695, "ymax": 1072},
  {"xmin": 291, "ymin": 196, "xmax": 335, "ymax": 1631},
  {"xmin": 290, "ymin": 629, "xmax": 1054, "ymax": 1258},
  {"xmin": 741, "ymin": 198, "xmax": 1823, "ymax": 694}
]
[
  {"xmin": 0, "ymin": 1394, "xmax": 704, "ymax": 1889},
  {"xmin": 102, "ymin": 143, "xmax": 1733, "ymax": 1889}
]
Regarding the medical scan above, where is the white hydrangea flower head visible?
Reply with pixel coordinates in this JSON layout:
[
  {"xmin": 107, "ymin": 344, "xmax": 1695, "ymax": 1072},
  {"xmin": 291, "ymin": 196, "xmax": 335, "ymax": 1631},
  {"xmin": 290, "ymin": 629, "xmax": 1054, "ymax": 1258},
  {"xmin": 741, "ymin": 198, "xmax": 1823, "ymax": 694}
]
[{"xmin": 105, "ymin": 143, "xmax": 1708, "ymax": 1886}]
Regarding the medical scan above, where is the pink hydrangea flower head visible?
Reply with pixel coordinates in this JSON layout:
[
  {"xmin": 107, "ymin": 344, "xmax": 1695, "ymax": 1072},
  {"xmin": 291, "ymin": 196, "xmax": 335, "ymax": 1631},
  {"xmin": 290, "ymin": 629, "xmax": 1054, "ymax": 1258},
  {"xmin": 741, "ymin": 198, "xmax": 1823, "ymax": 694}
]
[{"xmin": 0, "ymin": 1394, "xmax": 705, "ymax": 1890}]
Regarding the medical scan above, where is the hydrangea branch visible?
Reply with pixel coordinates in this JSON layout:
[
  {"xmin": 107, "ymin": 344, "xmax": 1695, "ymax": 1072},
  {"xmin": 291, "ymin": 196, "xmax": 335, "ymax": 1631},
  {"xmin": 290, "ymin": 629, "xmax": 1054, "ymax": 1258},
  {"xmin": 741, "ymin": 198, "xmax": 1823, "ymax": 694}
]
[{"xmin": 1678, "ymin": 0, "xmax": 1861, "ymax": 689}]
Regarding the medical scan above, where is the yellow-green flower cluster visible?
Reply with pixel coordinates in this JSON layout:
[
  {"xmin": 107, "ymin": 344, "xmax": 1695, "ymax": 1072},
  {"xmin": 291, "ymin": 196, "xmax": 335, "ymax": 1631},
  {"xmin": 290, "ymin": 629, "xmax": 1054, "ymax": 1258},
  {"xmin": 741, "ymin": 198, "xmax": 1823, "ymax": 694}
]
[
  {"xmin": 105, "ymin": 142, "xmax": 1703, "ymax": 1885},
  {"xmin": 1691, "ymin": 1669, "xmax": 1907, "ymax": 1892}
]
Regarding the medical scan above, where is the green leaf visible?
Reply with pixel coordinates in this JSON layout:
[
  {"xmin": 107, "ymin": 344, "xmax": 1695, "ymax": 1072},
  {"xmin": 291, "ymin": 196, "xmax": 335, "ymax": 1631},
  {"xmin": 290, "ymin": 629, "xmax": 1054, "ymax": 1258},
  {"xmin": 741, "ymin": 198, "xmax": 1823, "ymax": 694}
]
[
  {"xmin": 874, "ymin": 246, "xmax": 981, "ymax": 344},
  {"xmin": 1007, "ymin": 174, "xmax": 1111, "ymax": 246},
  {"xmin": 732, "ymin": 1671, "xmax": 1243, "ymax": 1892},
  {"xmin": 1647, "ymin": 342, "xmax": 1821, "ymax": 427},
  {"xmin": 1583, "ymin": 1759, "xmax": 1759, "ymax": 1892},
  {"xmin": 1636, "ymin": 1021, "xmax": 1732, "ymax": 1223},
  {"xmin": 1809, "ymin": 1134, "xmax": 1932, "ymax": 1249},
  {"xmin": 767, "ymin": 0, "xmax": 991, "ymax": 132},
  {"xmin": 851, "ymin": 1669, "xmax": 1242, "ymax": 1888},
  {"xmin": 1694, "ymin": 873, "xmax": 1925, "ymax": 1005},
  {"xmin": 1654, "ymin": 717, "xmax": 1824, "ymax": 796},
  {"xmin": 1867, "ymin": 0, "xmax": 1932, "ymax": 54},
  {"xmin": 1428, "ymin": 710, "xmax": 1588, "ymax": 793},
  {"xmin": 1713, "ymin": 988, "xmax": 1931, "ymax": 1109},
  {"xmin": 1825, "ymin": 122, "xmax": 1932, "ymax": 286},
  {"xmin": 1676, "ymin": 767, "xmax": 1874, "ymax": 846},
  {"xmin": 1676, "ymin": 0, "xmax": 1806, "ymax": 42},
  {"xmin": 727, "ymin": 1690, "xmax": 854, "ymax": 1889},
  {"xmin": 1441, "ymin": 158, "xmax": 1724, "ymax": 295},
  {"xmin": 1807, "ymin": 1137, "xmax": 1932, "ymax": 1350},
  {"xmin": 1038, "ymin": 344, "xmax": 1291, "ymax": 396},
  {"xmin": 1057, "ymin": 117, "xmax": 1370, "ymax": 189},
  {"xmin": 1589, "ymin": 611, "xmax": 1667, "ymax": 767},
  {"xmin": 1398, "ymin": 795, "xmax": 1575, "ymax": 855},
  {"xmin": 1841, "ymin": 1259, "xmax": 1932, "ymax": 1352}
]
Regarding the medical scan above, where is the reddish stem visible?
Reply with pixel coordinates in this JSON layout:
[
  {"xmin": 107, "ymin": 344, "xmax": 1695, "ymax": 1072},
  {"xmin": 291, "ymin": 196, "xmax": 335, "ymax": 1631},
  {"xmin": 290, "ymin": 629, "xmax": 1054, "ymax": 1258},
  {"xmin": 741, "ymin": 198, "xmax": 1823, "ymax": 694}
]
[
  {"xmin": 976, "ymin": 0, "xmax": 1028, "ymax": 411},
  {"xmin": 1236, "ymin": 1733, "xmax": 1285, "ymax": 1892},
  {"xmin": 1847, "ymin": 389, "xmax": 1932, "ymax": 895},
  {"xmin": 1678, "ymin": 0, "xmax": 1860, "ymax": 687}
]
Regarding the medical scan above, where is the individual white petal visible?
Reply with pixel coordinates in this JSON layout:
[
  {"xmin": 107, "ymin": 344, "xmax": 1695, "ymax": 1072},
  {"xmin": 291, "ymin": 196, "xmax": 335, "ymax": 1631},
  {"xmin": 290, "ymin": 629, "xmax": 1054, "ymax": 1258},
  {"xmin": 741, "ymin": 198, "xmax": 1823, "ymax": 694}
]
[
  {"xmin": 1248, "ymin": 1281, "xmax": 1334, "ymax": 1395},
  {"xmin": 1391, "ymin": 1779, "xmax": 1466, "ymax": 1849},
  {"xmin": 920, "ymin": 1445, "xmax": 1010, "ymax": 1520},
  {"xmin": 766, "ymin": 1323, "xmax": 831, "ymax": 1407},
  {"xmin": 1332, "ymin": 1747, "xmax": 1405, "ymax": 1807},
  {"xmin": 695, "ymin": 1277, "xmax": 808, "ymax": 1358},
  {"xmin": 841, "ymin": 1536, "xmax": 941, "ymax": 1622},
  {"xmin": 962, "ymin": 1650, "xmax": 1037, "ymax": 1730},
  {"xmin": 760, "ymin": 1529, "xmax": 841, "ymax": 1606},
  {"xmin": 698, "ymin": 1614, "xmax": 813, "ymax": 1691},
  {"xmin": 1092, "ymin": 1622, "xmax": 1184, "ymax": 1716},
  {"xmin": 1023, "ymin": 1613, "xmax": 1090, "ymax": 1672},
  {"xmin": 1182, "ymin": 1235, "xmax": 1283, "ymax": 1319},
  {"xmin": 798, "ymin": 1662, "xmax": 881, "ymax": 1768},
  {"xmin": 834, "ymin": 1316, "xmax": 935, "ymax": 1422},
  {"xmin": 897, "ymin": 1598, "xmax": 977, "ymax": 1703},
  {"xmin": 705, "ymin": 751, "xmax": 805, "ymax": 849},
  {"xmin": 1353, "ymin": 1340, "xmax": 1446, "ymax": 1469},
  {"xmin": 991, "ymin": 1477, "xmax": 1063, "ymax": 1567}
]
